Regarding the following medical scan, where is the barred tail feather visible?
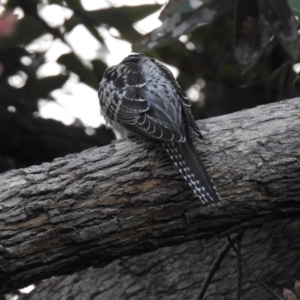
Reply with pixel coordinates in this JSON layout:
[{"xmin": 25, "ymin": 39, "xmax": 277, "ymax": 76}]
[{"xmin": 163, "ymin": 141, "xmax": 220, "ymax": 205}]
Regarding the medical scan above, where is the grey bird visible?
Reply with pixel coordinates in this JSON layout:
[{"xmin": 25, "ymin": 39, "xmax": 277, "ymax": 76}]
[{"xmin": 98, "ymin": 53, "xmax": 220, "ymax": 205}]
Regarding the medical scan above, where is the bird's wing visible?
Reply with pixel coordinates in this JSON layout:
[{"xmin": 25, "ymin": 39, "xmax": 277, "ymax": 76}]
[
  {"xmin": 154, "ymin": 61, "xmax": 202, "ymax": 139},
  {"xmin": 99, "ymin": 58, "xmax": 187, "ymax": 142}
]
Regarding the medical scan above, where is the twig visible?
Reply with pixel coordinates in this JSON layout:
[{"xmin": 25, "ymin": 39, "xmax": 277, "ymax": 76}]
[
  {"xmin": 227, "ymin": 236, "xmax": 284, "ymax": 300},
  {"xmin": 197, "ymin": 233, "xmax": 243, "ymax": 300},
  {"xmin": 236, "ymin": 232, "xmax": 244, "ymax": 300},
  {"xmin": 253, "ymin": 280, "xmax": 275, "ymax": 300},
  {"xmin": 278, "ymin": 64, "xmax": 289, "ymax": 100},
  {"xmin": 292, "ymin": 72, "xmax": 299, "ymax": 84}
]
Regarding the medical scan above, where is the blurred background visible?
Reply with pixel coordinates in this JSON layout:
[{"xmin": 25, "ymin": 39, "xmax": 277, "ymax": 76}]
[{"xmin": 0, "ymin": 0, "xmax": 300, "ymax": 174}]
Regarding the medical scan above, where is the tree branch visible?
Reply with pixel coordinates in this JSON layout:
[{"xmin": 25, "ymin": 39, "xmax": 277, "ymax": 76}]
[
  {"xmin": 18, "ymin": 218, "xmax": 300, "ymax": 300},
  {"xmin": 197, "ymin": 233, "xmax": 244, "ymax": 300},
  {"xmin": 0, "ymin": 98, "xmax": 300, "ymax": 293}
]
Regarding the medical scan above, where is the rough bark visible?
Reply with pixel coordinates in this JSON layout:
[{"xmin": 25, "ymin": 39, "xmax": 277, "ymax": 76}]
[
  {"xmin": 18, "ymin": 218, "xmax": 300, "ymax": 300},
  {"xmin": 0, "ymin": 98, "xmax": 300, "ymax": 293}
]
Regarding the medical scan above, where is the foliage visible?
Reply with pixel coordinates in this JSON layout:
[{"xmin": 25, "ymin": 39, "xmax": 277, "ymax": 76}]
[
  {"xmin": 135, "ymin": 0, "xmax": 299, "ymax": 73},
  {"xmin": 0, "ymin": 0, "xmax": 299, "ymax": 173},
  {"xmin": 0, "ymin": 0, "xmax": 160, "ymax": 172}
]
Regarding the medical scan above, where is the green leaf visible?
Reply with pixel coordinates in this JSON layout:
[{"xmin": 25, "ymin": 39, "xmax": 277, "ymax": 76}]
[
  {"xmin": 0, "ymin": 16, "xmax": 47, "ymax": 49},
  {"xmin": 162, "ymin": 0, "xmax": 208, "ymax": 15},
  {"xmin": 57, "ymin": 53, "xmax": 99, "ymax": 89},
  {"xmin": 258, "ymin": 0, "xmax": 299, "ymax": 61},
  {"xmin": 0, "ymin": 46, "xmax": 29, "ymax": 76},
  {"xmin": 0, "ymin": 83, "xmax": 19, "ymax": 107},
  {"xmin": 288, "ymin": 0, "xmax": 300, "ymax": 18},
  {"xmin": 64, "ymin": 0, "xmax": 83, "ymax": 10},
  {"xmin": 108, "ymin": 4, "xmax": 162, "ymax": 23},
  {"xmin": 134, "ymin": 0, "xmax": 237, "ymax": 51},
  {"xmin": 64, "ymin": 16, "xmax": 105, "ymax": 45},
  {"xmin": 29, "ymin": 75, "xmax": 69, "ymax": 100},
  {"xmin": 85, "ymin": 23, "xmax": 105, "ymax": 45},
  {"xmin": 91, "ymin": 59, "xmax": 108, "ymax": 79},
  {"xmin": 64, "ymin": 15, "xmax": 81, "ymax": 33},
  {"xmin": 234, "ymin": 0, "xmax": 271, "ymax": 73},
  {"xmin": 84, "ymin": 4, "xmax": 161, "ymax": 42},
  {"xmin": 48, "ymin": 0, "xmax": 64, "ymax": 4}
]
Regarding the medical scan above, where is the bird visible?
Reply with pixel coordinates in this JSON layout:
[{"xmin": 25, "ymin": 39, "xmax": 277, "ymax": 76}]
[{"xmin": 98, "ymin": 53, "xmax": 220, "ymax": 205}]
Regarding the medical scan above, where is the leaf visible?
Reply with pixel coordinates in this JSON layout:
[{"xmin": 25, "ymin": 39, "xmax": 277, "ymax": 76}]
[
  {"xmin": 234, "ymin": 0, "xmax": 272, "ymax": 73},
  {"xmin": 64, "ymin": 0, "xmax": 83, "ymax": 10},
  {"xmin": 258, "ymin": 0, "xmax": 299, "ymax": 61},
  {"xmin": 48, "ymin": 0, "xmax": 64, "ymax": 4},
  {"xmin": 57, "ymin": 53, "xmax": 99, "ymax": 89},
  {"xmin": 160, "ymin": 0, "xmax": 208, "ymax": 17},
  {"xmin": 84, "ymin": 5, "xmax": 161, "ymax": 42},
  {"xmin": 64, "ymin": 15, "xmax": 105, "ymax": 45},
  {"xmin": 0, "ymin": 46, "xmax": 29, "ymax": 77},
  {"xmin": 64, "ymin": 15, "xmax": 81, "ymax": 33},
  {"xmin": 0, "ymin": 16, "xmax": 47, "ymax": 49},
  {"xmin": 0, "ymin": 82, "xmax": 19, "ymax": 107},
  {"xmin": 29, "ymin": 75, "xmax": 69, "ymax": 100},
  {"xmin": 84, "ymin": 23, "xmax": 105, "ymax": 45},
  {"xmin": 109, "ymin": 5, "xmax": 162, "ymax": 23},
  {"xmin": 91, "ymin": 59, "xmax": 108, "ymax": 79},
  {"xmin": 134, "ymin": 0, "xmax": 237, "ymax": 52},
  {"xmin": 288, "ymin": 0, "xmax": 300, "ymax": 18}
]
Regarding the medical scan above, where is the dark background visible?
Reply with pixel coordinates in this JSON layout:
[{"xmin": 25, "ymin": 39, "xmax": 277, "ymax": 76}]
[{"xmin": 0, "ymin": 0, "xmax": 299, "ymax": 174}]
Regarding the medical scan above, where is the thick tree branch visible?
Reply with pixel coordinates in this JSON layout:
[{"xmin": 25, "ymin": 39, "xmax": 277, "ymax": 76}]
[
  {"xmin": 0, "ymin": 98, "xmax": 300, "ymax": 293},
  {"xmin": 19, "ymin": 219, "xmax": 300, "ymax": 300}
]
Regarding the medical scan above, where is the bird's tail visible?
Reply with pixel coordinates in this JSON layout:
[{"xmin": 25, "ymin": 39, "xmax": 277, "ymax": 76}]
[{"xmin": 163, "ymin": 141, "xmax": 220, "ymax": 205}]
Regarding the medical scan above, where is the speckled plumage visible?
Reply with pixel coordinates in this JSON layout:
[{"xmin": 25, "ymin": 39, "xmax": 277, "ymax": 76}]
[{"xmin": 98, "ymin": 53, "xmax": 220, "ymax": 205}]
